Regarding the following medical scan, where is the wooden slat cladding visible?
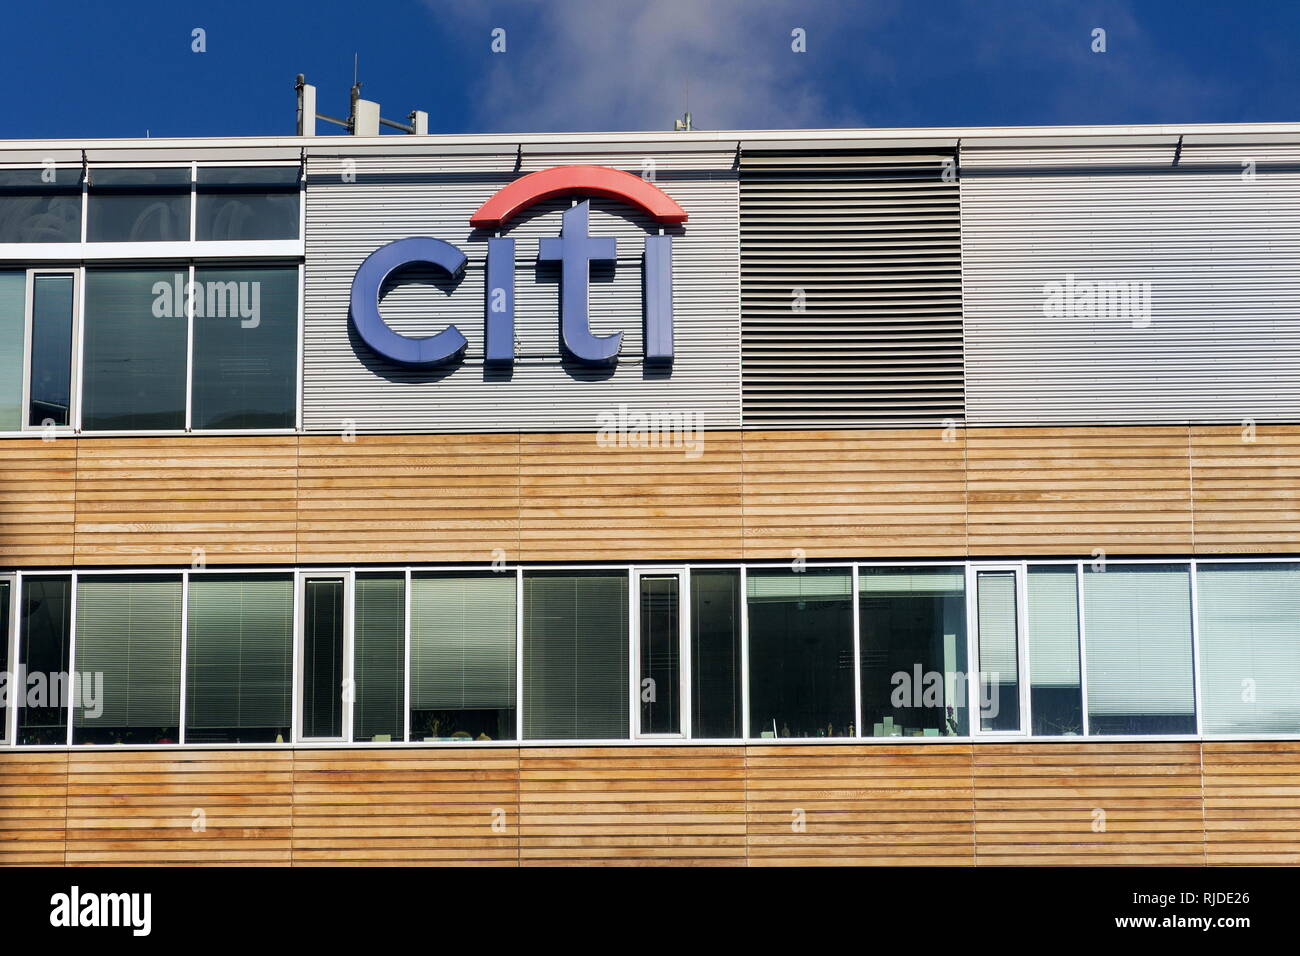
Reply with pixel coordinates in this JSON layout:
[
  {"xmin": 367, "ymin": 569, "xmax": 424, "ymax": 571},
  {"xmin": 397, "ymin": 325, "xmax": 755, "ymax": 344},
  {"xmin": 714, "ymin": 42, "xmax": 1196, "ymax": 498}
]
[
  {"xmin": 967, "ymin": 426, "xmax": 1194, "ymax": 556},
  {"xmin": 1, "ymin": 742, "xmax": 1300, "ymax": 866},
  {"xmin": 64, "ymin": 750, "xmax": 292, "ymax": 866},
  {"xmin": 741, "ymin": 429, "xmax": 965, "ymax": 558},
  {"xmin": 1203, "ymin": 741, "xmax": 1300, "ymax": 865},
  {"xmin": 4, "ymin": 424, "xmax": 1300, "ymax": 567},
  {"xmin": 292, "ymin": 749, "xmax": 518, "ymax": 866},
  {"xmin": 298, "ymin": 434, "xmax": 519, "ymax": 564},
  {"xmin": 518, "ymin": 747, "xmax": 746, "ymax": 866},
  {"xmin": 0, "ymin": 752, "xmax": 67, "ymax": 865},
  {"xmin": 73, "ymin": 437, "xmax": 297, "ymax": 565},
  {"xmin": 1190, "ymin": 425, "xmax": 1300, "ymax": 554},
  {"xmin": 746, "ymin": 745, "xmax": 974, "ymax": 866},
  {"xmin": 518, "ymin": 433, "xmax": 743, "ymax": 561},
  {"xmin": 0, "ymin": 440, "xmax": 75, "ymax": 566},
  {"xmin": 972, "ymin": 742, "xmax": 1204, "ymax": 866}
]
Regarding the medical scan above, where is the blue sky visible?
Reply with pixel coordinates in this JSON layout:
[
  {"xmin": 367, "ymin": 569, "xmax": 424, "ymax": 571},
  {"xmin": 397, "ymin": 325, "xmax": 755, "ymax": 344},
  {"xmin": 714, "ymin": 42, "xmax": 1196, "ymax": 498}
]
[{"xmin": 4, "ymin": 0, "xmax": 1297, "ymax": 139}]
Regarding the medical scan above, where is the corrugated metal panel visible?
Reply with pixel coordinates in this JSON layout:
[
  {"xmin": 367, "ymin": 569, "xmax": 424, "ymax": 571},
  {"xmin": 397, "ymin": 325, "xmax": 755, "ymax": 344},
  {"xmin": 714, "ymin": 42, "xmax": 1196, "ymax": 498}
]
[
  {"xmin": 303, "ymin": 150, "xmax": 740, "ymax": 433},
  {"xmin": 739, "ymin": 150, "xmax": 963, "ymax": 428},
  {"xmin": 962, "ymin": 144, "xmax": 1300, "ymax": 424}
]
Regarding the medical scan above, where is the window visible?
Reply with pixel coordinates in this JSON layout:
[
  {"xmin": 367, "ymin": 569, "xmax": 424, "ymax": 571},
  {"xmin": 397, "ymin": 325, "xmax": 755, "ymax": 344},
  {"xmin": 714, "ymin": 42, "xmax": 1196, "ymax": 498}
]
[
  {"xmin": 0, "ymin": 167, "xmax": 81, "ymax": 243},
  {"xmin": 353, "ymin": 572, "xmax": 405, "ymax": 743},
  {"xmin": 28, "ymin": 273, "xmax": 75, "ymax": 428},
  {"xmin": 690, "ymin": 568, "xmax": 741, "ymax": 738},
  {"xmin": 185, "ymin": 574, "xmax": 293, "ymax": 744},
  {"xmin": 523, "ymin": 572, "xmax": 627, "ymax": 740},
  {"xmin": 1083, "ymin": 564, "xmax": 1196, "ymax": 735},
  {"xmin": 747, "ymin": 568, "xmax": 854, "ymax": 738},
  {"xmin": 1198, "ymin": 563, "xmax": 1300, "ymax": 734},
  {"xmin": 637, "ymin": 571, "xmax": 684, "ymax": 736},
  {"xmin": 87, "ymin": 167, "xmax": 191, "ymax": 242},
  {"xmin": 974, "ymin": 569, "xmax": 1022, "ymax": 732},
  {"xmin": 196, "ymin": 167, "xmax": 299, "ymax": 240},
  {"xmin": 191, "ymin": 265, "xmax": 298, "ymax": 429},
  {"xmin": 0, "ymin": 272, "xmax": 24, "ymax": 429},
  {"xmin": 301, "ymin": 577, "xmax": 346, "ymax": 739},
  {"xmin": 412, "ymin": 573, "xmax": 516, "ymax": 741},
  {"xmin": 16, "ymin": 576, "xmax": 71, "ymax": 745},
  {"xmin": 859, "ymin": 567, "xmax": 968, "ymax": 737},
  {"xmin": 0, "ymin": 578, "xmax": 11, "ymax": 742},
  {"xmin": 1027, "ymin": 566, "xmax": 1083, "ymax": 736},
  {"xmin": 72, "ymin": 575, "xmax": 182, "ymax": 745},
  {"xmin": 81, "ymin": 268, "xmax": 187, "ymax": 431}
]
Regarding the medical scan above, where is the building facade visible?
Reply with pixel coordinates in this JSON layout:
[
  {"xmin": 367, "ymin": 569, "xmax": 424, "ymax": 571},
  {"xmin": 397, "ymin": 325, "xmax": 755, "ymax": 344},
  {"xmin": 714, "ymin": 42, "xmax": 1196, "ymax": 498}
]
[{"xmin": 0, "ymin": 123, "xmax": 1299, "ymax": 865}]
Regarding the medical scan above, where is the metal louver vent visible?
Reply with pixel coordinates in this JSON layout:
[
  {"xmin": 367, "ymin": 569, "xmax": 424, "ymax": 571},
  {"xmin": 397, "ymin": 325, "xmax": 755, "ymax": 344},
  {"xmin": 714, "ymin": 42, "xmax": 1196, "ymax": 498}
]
[{"xmin": 740, "ymin": 150, "xmax": 964, "ymax": 427}]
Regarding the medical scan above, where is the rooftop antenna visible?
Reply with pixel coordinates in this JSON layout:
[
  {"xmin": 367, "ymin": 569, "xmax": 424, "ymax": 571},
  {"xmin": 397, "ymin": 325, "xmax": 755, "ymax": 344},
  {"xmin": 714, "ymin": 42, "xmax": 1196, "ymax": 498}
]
[
  {"xmin": 674, "ymin": 77, "xmax": 693, "ymax": 131},
  {"xmin": 296, "ymin": 58, "xmax": 428, "ymax": 136}
]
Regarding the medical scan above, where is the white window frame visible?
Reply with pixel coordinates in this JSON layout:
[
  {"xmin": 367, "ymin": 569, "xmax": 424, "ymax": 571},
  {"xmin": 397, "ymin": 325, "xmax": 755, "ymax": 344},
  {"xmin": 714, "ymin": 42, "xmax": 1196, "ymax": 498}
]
[
  {"xmin": 967, "ymin": 563, "xmax": 1030, "ymax": 737},
  {"xmin": 20, "ymin": 267, "xmax": 79, "ymax": 434},
  {"xmin": 631, "ymin": 566, "xmax": 691, "ymax": 740},
  {"xmin": 0, "ymin": 573, "xmax": 15, "ymax": 744},
  {"xmin": 294, "ymin": 571, "xmax": 353, "ymax": 744}
]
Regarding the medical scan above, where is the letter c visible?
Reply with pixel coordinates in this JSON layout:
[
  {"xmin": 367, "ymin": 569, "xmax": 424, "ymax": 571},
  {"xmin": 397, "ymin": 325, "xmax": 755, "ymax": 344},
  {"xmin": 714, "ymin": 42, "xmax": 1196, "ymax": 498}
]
[{"xmin": 350, "ymin": 237, "xmax": 469, "ymax": 365}]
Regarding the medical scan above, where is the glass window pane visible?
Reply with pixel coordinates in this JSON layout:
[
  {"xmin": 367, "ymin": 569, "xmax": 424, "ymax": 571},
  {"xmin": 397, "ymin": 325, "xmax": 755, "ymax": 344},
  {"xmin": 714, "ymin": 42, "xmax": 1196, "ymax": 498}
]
[
  {"xmin": 639, "ymin": 575, "xmax": 680, "ymax": 735},
  {"xmin": 302, "ymin": 578, "xmax": 344, "ymax": 739},
  {"xmin": 17, "ymin": 576, "xmax": 71, "ymax": 745},
  {"xmin": 690, "ymin": 569, "xmax": 741, "ymax": 739},
  {"xmin": 354, "ymin": 572, "xmax": 405, "ymax": 743},
  {"xmin": 185, "ymin": 574, "xmax": 293, "ymax": 743},
  {"xmin": 523, "ymin": 572, "xmax": 627, "ymax": 740},
  {"xmin": 82, "ymin": 269, "xmax": 187, "ymax": 430},
  {"xmin": 191, "ymin": 265, "xmax": 297, "ymax": 429},
  {"xmin": 748, "ymin": 568, "xmax": 854, "ymax": 739},
  {"xmin": 0, "ymin": 272, "xmax": 25, "ymax": 429},
  {"xmin": 1083, "ymin": 564, "xmax": 1196, "ymax": 735},
  {"xmin": 0, "ymin": 168, "xmax": 82, "ymax": 243},
  {"xmin": 412, "ymin": 573, "xmax": 516, "ymax": 741},
  {"xmin": 196, "ymin": 167, "xmax": 299, "ymax": 240},
  {"xmin": 0, "ymin": 580, "xmax": 9, "ymax": 740},
  {"xmin": 1198, "ymin": 563, "xmax": 1300, "ymax": 734},
  {"xmin": 859, "ymin": 567, "xmax": 968, "ymax": 737},
  {"xmin": 73, "ymin": 575, "xmax": 182, "ymax": 744},
  {"xmin": 87, "ymin": 168, "xmax": 190, "ymax": 242},
  {"xmin": 976, "ymin": 571, "xmax": 1020, "ymax": 731},
  {"xmin": 28, "ymin": 274, "xmax": 74, "ymax": 427},
  {"xmin": 1028, "ymin": 566, "xmax": 1083, "ymax": 736}
]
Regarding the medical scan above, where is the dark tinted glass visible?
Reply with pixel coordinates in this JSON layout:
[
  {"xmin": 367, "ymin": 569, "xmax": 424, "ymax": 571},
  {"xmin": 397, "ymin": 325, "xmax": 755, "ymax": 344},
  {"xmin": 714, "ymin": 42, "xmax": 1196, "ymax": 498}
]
[
  {"xmin": 302, "ymin": 579, "xmax": 345, "ymax": 739},
  {"xmin": 191, "ymin": 266, "xmax": 297, "ymax": 429},
  {"xmin": 87, "ymin": 168, "xmax": 190, "ymax": 242},
  {"xmin": 354, "ymin": 573, "xmax": 405, "ymax": 742},
  {"xmin": 82, "ymin": 269, "xmax": 186, "ymax": 430},
  {"xmin": 0, "ymin": 168, "xmax": 81, "ymax": 243},
  {"xmin": 690, "ymin": 569, "xmax": 741, "ymax": 738},
  {"xmin": 28, "ymin": 274, "xmax": 74, "ymax": 427},
  {"xmin": 196, "ymin": 167, "xmax": 299, "ymax": 240},
  {"xmin": 0, "ymin": 580, "xmax": 9, "ymax": 737},
  {"xmin": 17, "ymin": 577, "xmax": 72, "ymax": 745},
  {"xmin": 747, "ymin": 568, "xmax": 855, "ymax": 738},
  {"xmin": 639, "ymin": 575, "xmax": 680, "ymax": 734}
]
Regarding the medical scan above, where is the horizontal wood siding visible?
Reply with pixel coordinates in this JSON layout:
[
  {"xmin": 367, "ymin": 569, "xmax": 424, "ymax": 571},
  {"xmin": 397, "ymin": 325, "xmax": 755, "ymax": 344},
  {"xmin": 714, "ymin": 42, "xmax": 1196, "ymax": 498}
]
[
  {"xmin": 746, "ymin": 744, "xmax": 975, "ymax": 865},
  {"xmin": 3, "ymin": 741, "xmax": 1293, "ymax": 866},
  {"xmin": 518, "ymin": 747, "xmax": 746, "ymax": 866},
  {"xmin": 741, "ymin": 430, "xmax": 966, "ymax": 558},
  {"xmin": 72, "ymin": 437, "xmax": 297, "ymax": 566},
  {"xmin": 297, "ymin": 434, "xmax": 519, "ymax": 565},
  {"xmin": 0, "ymin": 440, "xmax": 75, "ymax": 566},
  {"xmin": 972, "ymin": 742, "xmax": 1204, "ymax": 865},
  {"xmin": 2, "ymin": 425, "xmax": 1300, "ymax": 566},
  {"xmin": 63, "ymin": 750, "xmax": 293, "ymax": 866}
]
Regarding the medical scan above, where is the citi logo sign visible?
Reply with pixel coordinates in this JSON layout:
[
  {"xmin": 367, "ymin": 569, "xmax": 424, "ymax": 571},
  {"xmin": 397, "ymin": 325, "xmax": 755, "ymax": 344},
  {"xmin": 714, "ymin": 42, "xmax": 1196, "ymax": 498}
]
[{"xmin": 349, "ymin": 165, "xmax": 687, "ymax": 368}]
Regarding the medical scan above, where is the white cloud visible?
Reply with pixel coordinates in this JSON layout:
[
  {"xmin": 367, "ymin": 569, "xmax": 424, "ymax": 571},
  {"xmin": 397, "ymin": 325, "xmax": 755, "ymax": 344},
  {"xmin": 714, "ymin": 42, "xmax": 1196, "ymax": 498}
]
[{"xmin": 431, "ymin": 0, "xmax": 877, "ymax": 132}]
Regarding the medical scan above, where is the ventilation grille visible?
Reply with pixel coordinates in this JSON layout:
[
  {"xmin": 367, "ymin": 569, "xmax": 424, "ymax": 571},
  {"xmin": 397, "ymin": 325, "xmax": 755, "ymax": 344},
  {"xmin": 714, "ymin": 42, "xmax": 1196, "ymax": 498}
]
[{"xmin": 740, "ymin": 150, "xmax": 964, "ymax": 428}]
